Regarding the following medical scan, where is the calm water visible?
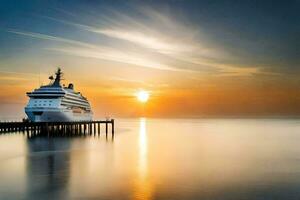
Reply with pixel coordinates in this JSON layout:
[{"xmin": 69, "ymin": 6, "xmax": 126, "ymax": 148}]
[{"xmin": 0, "ymin": 118, "xmax": 300, "ymax": 200}]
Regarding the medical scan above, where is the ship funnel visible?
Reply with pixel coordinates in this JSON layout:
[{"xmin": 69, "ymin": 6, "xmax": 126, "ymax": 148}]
[{"xmin": 68, "ymin": 83, "xmax": 74, "ymax": 90}]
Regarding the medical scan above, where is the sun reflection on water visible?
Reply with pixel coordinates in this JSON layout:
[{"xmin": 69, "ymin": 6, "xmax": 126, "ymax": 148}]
[
  {"xmin": 139, "ymin": 118, "xmax": 147, "ymax": 177},
  {"xmin": 133, "ymin": 118, "xmax": 153, "ymax": 200}
]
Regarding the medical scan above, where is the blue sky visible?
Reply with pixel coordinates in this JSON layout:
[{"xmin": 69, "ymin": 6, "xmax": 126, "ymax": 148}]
[
  {"xmin": 1, "ymin": 0, "xmax": 299, "ymax": 73},
  {"xmin": 0, "ymin": 0, "xmax": 299, "ymax": 118}
]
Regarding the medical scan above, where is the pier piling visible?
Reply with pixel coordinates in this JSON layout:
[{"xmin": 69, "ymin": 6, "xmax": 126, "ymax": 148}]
[{"xmin": 0, "ymin": 120, "xmax": 115, "ymax": 139}]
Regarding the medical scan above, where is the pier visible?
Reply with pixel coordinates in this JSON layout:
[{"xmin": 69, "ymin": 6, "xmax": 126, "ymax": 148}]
[{"xmin": 0, "ymin": 120, "xmax": 115, "ymax": 138}]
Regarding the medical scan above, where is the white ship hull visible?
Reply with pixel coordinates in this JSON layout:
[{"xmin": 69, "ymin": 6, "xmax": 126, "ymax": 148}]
[{"xmin": 25, "ymin": 107, "xmax": 93, "ymax": 122}]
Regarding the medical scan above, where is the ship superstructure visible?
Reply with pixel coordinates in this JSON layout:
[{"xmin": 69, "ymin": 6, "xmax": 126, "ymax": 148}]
[{"xmin": 25, "ymin": 68, "xmax": 93, "ymax": 122}]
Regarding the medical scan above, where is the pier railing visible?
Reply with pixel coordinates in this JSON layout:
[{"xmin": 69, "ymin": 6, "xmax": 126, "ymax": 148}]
[{"xmin": 0, "ymin": 120, "xmax": 115, "ymax": 138}]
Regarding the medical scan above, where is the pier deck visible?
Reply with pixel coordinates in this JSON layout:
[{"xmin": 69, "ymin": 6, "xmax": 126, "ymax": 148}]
[{"xmin": 0, "ymin": 120, "xmax": 115, "ymax": 138}]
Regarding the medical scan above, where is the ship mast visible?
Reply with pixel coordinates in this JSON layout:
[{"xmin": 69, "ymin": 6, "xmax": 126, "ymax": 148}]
[{"xmin": 52, "ymin": 68, "xmax": 63, "ymax": 87}]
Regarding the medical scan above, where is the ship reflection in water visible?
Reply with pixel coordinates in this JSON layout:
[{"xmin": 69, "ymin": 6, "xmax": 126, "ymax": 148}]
[{"xmin": 0, "ymin": 119, "xmax": 300, "ymax": 200}]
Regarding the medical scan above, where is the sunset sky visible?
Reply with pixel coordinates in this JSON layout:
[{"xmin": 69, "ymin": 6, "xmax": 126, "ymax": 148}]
[{"xmin": 0, "ymin": 0, "xmax": 299, "ymax": 119}]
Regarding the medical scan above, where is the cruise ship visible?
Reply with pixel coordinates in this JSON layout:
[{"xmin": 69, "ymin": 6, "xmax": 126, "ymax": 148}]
[{"xmin": 25, "ymin": 68, "xmax": 93, "ymax": 122}]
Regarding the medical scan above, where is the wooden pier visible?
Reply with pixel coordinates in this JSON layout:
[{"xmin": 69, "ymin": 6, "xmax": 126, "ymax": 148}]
[{"xmin": 0, "ymin": 120, "xmax": 115, "ymax": 138}]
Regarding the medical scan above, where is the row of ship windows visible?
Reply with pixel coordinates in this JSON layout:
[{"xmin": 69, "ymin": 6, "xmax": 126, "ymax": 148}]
[
  {"xmin": 61, "ymin": 100, "xmax": 90, "ymax": 107},
  {"xmin": 61, "ymin": 102, "xmax": 89, "ymax": 109},
  {"xmin": 32, "ymin": 100, "xmax": 54, "ymax": 107},
  {"xmin": 33, "ymin": 104, "xmax": 53, "ymax": 107},
  {"xmin": 33, "ymin": 100, "xmax": 53, "ymax": 103},
  {"xmin": 31, "ymin": 99, "xmax": 88, "ymax": 107},
  {"xmin": 62, "ymin": 100, "xmax": 89, "ymax": 107},
  {"xmin": 32, "ymin": 101, "xmax": 87, "ymax": 106},
  {"xmin": 64, "ymin": 96, "xmax": 87, "ymax": 104}
]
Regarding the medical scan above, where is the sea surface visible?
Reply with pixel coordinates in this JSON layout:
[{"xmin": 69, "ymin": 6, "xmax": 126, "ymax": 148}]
[{"xmin": 0, "ymin": 118, "xmax": 300, "ymax": 200}]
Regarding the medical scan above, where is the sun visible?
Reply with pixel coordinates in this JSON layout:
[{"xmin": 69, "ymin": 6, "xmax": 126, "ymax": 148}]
[{"xmin": 137, "ymin": 90, "xmax": 149, "ymax": 103}]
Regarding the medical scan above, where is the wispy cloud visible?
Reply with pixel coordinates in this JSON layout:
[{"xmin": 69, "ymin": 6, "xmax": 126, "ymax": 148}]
[
  {"xmin": 7, "ymin": 29, "xmax": 96, "ymax": 49},
  {"xmin": 43, "ymin": 7, "xmax": 262, "ymax": 77},
  {"xmin": 93, "ymin": 29, "xmax": 182, "ymax": 53},
  {"xmin": 108, "ymin": 76, "xmax": 145, "ymax": 84},
  {"xmin": 8, "ymin": 28, "xmax": 200, "ymax": 73},
  {"xmin": 7, "ymin": 6, "xmax": 265, "ymax": 77},
  {"xmin": 0, "ymin": 70, "xmax": 44, "ymax": 85},
  {"xmin": 107, "ymin": 76, "xmax": 170, "ymax": 89},
  {"xmin": 46, "ymin": 47, "xmax": 184, "ymax": 72},
  {"xmin": 0, "ymin": 70, "xmax": 40, "ymax": 76},
  {"xmin": 40, "ymin": 14, "xmax": 194, "ymax": 54}
]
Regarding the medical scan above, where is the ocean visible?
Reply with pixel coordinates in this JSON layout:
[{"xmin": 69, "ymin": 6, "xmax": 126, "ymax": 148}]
[{"xmin": 0, "ymin": 118, "xmax": 300, "ymax": 200}]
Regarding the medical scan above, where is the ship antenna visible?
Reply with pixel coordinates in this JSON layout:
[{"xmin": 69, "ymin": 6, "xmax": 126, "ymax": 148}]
[{"xmin": 52, "ymin": 67, "xmax": 63, "ymax": 87}]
